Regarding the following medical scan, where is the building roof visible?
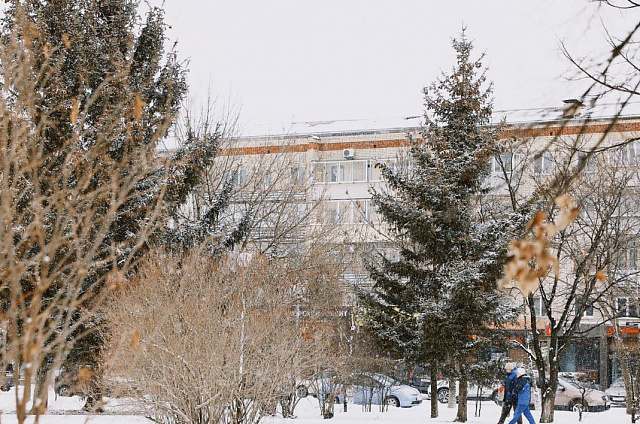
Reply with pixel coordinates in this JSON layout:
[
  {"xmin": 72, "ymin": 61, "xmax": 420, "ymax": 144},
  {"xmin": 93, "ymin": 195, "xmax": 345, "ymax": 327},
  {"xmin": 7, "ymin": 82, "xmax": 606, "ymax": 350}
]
[{"xmin": 242, "ymin": 101, "xmax": 640, "ymax": 139}]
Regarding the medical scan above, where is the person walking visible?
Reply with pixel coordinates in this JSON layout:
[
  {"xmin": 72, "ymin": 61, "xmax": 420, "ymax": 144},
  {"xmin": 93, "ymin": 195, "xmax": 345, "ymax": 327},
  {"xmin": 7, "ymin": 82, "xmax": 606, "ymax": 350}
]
[
  {"xmin": 498, "ymin": 362, "xmax": 521, "ymax": 424},
  {"xmin": 509, "ymin": 368, "xmax": 536, "ymax": 424}
]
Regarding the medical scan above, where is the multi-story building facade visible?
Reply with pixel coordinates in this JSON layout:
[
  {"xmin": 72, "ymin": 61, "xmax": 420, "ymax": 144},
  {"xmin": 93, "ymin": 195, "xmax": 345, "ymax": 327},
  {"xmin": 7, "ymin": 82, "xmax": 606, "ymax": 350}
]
[{"xmin": 215, "ymin": 112, "xmax": 640, "ymax": 389}]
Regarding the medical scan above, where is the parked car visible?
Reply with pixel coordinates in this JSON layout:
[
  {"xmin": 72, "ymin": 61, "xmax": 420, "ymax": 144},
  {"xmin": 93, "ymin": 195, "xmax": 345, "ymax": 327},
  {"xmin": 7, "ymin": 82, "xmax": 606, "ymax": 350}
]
[
  {"xmin": 54, "ymin": 370, "xmax": 82, "ymax": 397},
  {"xmin": 407, "ymin": 366, "xmax": 431, "ymax": 395},
  {"xmin": 605, "ymin": 377, "xmax": 627, "ymax": 407},
  {"xmin": 558, "ymin": 372, "xmax": 602, "ymax": 391},
  {"xmin": 494, "ymin": 375, "xmax": 608, "ymax": 412},
  {"xmin": 549, "ymin": 376, "xmax": 609, "ymax": 412},
  {"xmin": 296, "ymin": 370, "xmax": 339, "ymax": 399},
  {"xmin": 406, "ymin": 366, "xmax": 497, "ymax": 403},
  {"xmin": 554, "ymin": 376, "xmax": 609, "ymax": 411},
  {"xmin": 349, "ymin": 373, "xmax": 422, "ymax": 408},
  {"xmin": 0, "ymin": 369, "xmax": 14, "ymax": 392},
  {"xmin": 435, "ymin": 379, "xmax": 499, "ymax": 404},
  {"xmin": 298, "ymin": 371, "xmax": 422, "ymax": 408}
]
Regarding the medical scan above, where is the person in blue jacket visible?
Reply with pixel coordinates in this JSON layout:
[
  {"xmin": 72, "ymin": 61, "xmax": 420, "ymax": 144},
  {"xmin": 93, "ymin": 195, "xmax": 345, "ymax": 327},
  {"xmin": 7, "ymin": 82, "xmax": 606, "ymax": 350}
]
[
  {"xmin": 509, "ymin": 368, "xmax": 536, "ymax": 424},
  {"xmin": 498, "ymin": 362, "xmax": 521, "ymax": 424}
]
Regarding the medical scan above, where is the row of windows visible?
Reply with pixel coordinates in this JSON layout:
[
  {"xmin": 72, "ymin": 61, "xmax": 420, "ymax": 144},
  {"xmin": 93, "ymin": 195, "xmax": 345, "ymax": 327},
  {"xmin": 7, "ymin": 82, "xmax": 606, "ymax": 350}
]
[
  {"xmin": 533, "ymin": 295, "xmax": 640, "ymax": 319},
  {"xmin": 491, "ymin": 151, "xmax": 566, "ymax": 176},
  {"xmin": 221, "ymin": 159, "xmax": 398, "ymax": 186},
  {"xmin": 312, "ymin": 159, "xmax": 398, "ymax": 183},
  {"xmin": 616, "ymin": 297, "xmax": 640, "ymax": 318},
  {"xmin": 491, "ymin": 144, "xmax": 640, "ymax": 178},
  {"xmin": 532, "ymin": 295, "xmax": 595, "ymax": 317},
  {"xmin": 224, "ymin": 166, "xmax": 308, "ymax": 187},
  {"xmin": 317, "ymin": 199, "xmax": 381, "ymax": 225},
  {"xmin": 223, "ymin": 143, "xmax": 640, "ymax": 189}
]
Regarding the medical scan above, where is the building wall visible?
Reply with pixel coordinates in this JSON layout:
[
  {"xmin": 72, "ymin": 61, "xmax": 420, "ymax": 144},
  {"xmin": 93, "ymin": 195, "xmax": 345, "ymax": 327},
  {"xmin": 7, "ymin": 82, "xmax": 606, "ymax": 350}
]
[{"xmin": 227, "ymin": 117, "xmax": 640, "ymax": 388}]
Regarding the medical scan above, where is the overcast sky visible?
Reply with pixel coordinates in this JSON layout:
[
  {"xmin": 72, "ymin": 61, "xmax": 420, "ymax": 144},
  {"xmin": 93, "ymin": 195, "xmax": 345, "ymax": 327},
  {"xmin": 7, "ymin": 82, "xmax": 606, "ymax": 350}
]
[{"xmin": 153, "ymin": 1, "xmax": 640, "ymax": 136}]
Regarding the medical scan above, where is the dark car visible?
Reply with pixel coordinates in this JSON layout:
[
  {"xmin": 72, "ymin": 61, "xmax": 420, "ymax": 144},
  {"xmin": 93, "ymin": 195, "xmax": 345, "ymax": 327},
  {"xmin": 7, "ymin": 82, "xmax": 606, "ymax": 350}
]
[
  {"xmin": 54, "ymin": 370, "xmax": 78, "ymax": 397},
  {"xmin": 0, "ymin": 369, "xmax": 14, "ymax": 392},
  {"xmin": 407, "ymin": 366, "xmax": 431, "ymax": 395},
  {"xmin": 409, "ymin": 366, "xmax": 498, "ymax": 403}
]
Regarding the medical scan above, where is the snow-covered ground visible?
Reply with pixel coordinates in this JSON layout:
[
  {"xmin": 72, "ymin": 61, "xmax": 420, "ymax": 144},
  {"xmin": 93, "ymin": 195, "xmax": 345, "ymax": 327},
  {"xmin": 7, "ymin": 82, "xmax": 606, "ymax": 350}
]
[{"xmin": 0, "ymin": 390, "xmax": 632, "ymax": 424}]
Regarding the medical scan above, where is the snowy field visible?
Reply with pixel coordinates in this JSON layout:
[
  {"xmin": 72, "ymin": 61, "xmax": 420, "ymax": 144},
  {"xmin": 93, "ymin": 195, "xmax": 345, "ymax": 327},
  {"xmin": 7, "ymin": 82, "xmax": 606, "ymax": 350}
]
[{"xmin": 0, "ymin": 390, "xmax": 632, "ymax": 424}]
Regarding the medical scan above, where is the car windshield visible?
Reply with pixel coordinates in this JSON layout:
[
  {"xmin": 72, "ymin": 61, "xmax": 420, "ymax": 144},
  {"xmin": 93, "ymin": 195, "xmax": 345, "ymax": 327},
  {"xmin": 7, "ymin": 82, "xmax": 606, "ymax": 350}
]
[
  {"xmin": 611, "ymin": 377, "xmax": 625, "ymax": 388},
  {"xmin": 559, "ymin": 377, "xmax": 582, "ymax": 390}
]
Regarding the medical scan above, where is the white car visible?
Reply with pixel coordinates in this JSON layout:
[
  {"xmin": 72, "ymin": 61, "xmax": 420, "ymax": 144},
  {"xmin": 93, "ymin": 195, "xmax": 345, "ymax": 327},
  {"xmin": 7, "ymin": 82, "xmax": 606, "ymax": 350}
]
[
  {"xmin": 349, "ymin": 373, "xmax": 422, "ymax": 408},
  {"xmin": 554, "ymin": 376, "xmax": 609, "ymax": 412},
  {"xmin": 298, "ymin": 372, "xmax": 422, "ymax": 408},
  {"xmin": 605, "ymin": 377, "xmax": 626, "ymax": 407}
]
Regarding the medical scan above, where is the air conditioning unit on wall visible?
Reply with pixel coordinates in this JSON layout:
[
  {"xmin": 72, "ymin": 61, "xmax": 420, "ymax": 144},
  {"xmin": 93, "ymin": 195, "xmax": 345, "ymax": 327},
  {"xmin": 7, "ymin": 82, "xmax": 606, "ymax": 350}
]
[{"xmin": 343, "ymin": 148, "xmax": 355, "ymax": 159}]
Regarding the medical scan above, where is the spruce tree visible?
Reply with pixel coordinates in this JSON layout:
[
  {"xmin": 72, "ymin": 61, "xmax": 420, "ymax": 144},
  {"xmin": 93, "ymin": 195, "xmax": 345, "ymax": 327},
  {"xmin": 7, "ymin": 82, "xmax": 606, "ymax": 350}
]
[{"xmin": 358, "ymin": 33, "xmax": 515, "ymax": 421}]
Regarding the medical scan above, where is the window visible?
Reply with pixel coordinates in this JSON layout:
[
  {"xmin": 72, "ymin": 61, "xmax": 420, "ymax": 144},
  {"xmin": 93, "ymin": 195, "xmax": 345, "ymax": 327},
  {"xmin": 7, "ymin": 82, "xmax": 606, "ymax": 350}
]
[
  {"xmin": 317, "ymin": 199, "xmax": 377, "ymax": 224},
  {"xmin": 618, "ymin": 242, "xmax": 639, "ymax": 270},
  {"xmin": 352, "ymin": 199, "xmax": 367, "ymax": 223},
  {"xmin": 264, "ymin": 171, "xmax": 275, "ymax": 189},
  {"xmin": 532, "ymin": 295, "xmax": 549, "ymax": 317},
  {"xmin": 577, "ymin": 151, "xmax": 596, "ymax": 173},
  {"xmin": 291, "ymin": 166, "xmax": 306, "ymax": 182},
  {"xmin": 617, "ymin": 297, "xmax": 639, "ymax": 318},
  {"xmin": 491, "ymin": 152, "xmax": 521, "ymax": 174},
  {"xmin": 617, "ymin": 197, "xmax": 640, "ymax": 217},
  {"xmin": 369, "ymin": 158, "xmax": 396, "ymax": 181},
  {"xmin": 328, "ymin": 163, "xmax": 339, "ymax": 182},
  {"xmin": 575, "ymin": 296, "xmax": 594, "ymax": 317},
  {"xmin": 222, "ymin": 168, "xmax": 247, "ymax": 185},
  {"xmin": 366, "ymin": 200, "xmax": 379, "ymax": 223},
  {"xmin": 321, "ymin": 202, "xmax": 340, "ymax": 224},
  {"xmin": 351, "ymin": 161, "xmax": 366, "ymax": 182},
  {"xmin": 533, "ymin": 152, "xmax": 553, "ymax": 175},
  {"xmin": 236, "ymin": 168, "xmax": 247, "ymax": 185},
  {"xmin": 615, "ymin": 141, "xmax": 640, "ymax": 165},
  {"xmin": 313, "ymin": 160, "xmax": 368, "ymax": 183}
]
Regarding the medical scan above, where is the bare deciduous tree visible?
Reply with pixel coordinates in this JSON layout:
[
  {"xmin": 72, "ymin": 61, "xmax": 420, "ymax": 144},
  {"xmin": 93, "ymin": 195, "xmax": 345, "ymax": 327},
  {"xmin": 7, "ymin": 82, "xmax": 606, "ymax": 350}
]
[
  {"xmin": 104, "ymin": 244, "xmax": 346, "ymax": 424},
  {"xmin": 502, "ymin": 137, "xmax": 640, "ymax": 422},
  {"xmin": 0, "ymin": 4, "xmax": 182, "ymax": 422}
]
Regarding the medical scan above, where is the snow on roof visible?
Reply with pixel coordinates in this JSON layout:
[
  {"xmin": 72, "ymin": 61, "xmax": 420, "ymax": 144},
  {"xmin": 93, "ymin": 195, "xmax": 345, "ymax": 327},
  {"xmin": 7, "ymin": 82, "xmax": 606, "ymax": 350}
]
[
  {"xmin": 241, "ymin": 102, "xmax": 640, "ymax": 139},
  {"xmin": 245, "ymin": 115, "xmax": 424, "ymax": 139},
  {"xmin": 493, "ymin": 101, "xmax": 640, "ymax": 126}
]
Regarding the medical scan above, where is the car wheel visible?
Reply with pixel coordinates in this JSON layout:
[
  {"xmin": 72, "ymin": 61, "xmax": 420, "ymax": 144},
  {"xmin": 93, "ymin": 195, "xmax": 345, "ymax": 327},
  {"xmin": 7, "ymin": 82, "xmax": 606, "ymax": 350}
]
[
  {"xmin": 569, "ymin": 399, "xmax": 586, "ymax": 412},
  {"xmin": 0, "ymin": 384, "xmax": 9, "ymax": 392},
  {"xmin": 296, "ymin": 385, "xmax": 308, "ymax": 398},
  {"xmin": 56, "ymin": 385, "xmax": 70, "ymax": 397},
  {"xmin": 437, "ymin": 388, "xmax": 449, "ymax": 404},
  {"xmin": 384, "ymin": 396, "xmax": 400, "ymax": 407}
]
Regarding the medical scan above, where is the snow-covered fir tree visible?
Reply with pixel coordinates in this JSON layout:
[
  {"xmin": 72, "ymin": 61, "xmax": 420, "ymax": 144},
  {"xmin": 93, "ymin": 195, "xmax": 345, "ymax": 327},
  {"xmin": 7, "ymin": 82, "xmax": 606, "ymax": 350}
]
[{"xmin": 358, "ymin": 33, "xmax": 518, "ymax": 422}]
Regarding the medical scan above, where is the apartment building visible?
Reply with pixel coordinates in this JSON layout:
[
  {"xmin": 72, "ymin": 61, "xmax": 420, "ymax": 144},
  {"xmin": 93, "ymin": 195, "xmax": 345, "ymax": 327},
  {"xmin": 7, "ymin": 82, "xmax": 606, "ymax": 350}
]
[{"xmin": 218, "ymin": 111, "xmax": 640, "ymax": 389}]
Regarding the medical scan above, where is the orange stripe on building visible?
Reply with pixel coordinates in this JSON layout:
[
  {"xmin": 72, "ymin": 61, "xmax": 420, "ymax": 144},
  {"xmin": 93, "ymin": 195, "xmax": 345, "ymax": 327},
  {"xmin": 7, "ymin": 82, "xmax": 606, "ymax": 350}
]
[{"xmin": 221, "ymin": 119, "xmax": 640, "ymax": 156}]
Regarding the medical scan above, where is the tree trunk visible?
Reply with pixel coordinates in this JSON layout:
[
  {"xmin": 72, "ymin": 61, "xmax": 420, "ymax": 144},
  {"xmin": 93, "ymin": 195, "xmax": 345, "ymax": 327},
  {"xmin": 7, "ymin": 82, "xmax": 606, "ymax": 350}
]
[
  {"xmin": 620, "ymin": 358, "xmax": 635, "ymax": 416},
  {"xmin": 343, "ymin": 386, "xmax": 348, "ymax": 412},
  {"xmin": 29, "ymin": 366, "xmax": 49, "ymax": 415},
  {"xmin": 448, "ymin": 375, "xmax": 457, "ymax": 409},
  {"xmin": 430, "ymin": 362, "xmax": 438, "ymax": 418},
  {"xmin": 535, "ymin": 329, "xmax": 559, "ymax": 423},
  {"xmin": 280, "ymin": 395, "xmax": 293, "ymax": 418},
  {"xmin": 540, "ymin": 387, "xmax": 556, "ymax": 423},
  {"xmin": 322, "ymin": 397, "xmax": 334, "ymax": 419},
  {"xmin": 455, "ymin": 375, "xmax": 468, "ymax": 422},
  {"xmin": 82, "ymin": 374, "xmax": 104, "ymax": 413}
]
